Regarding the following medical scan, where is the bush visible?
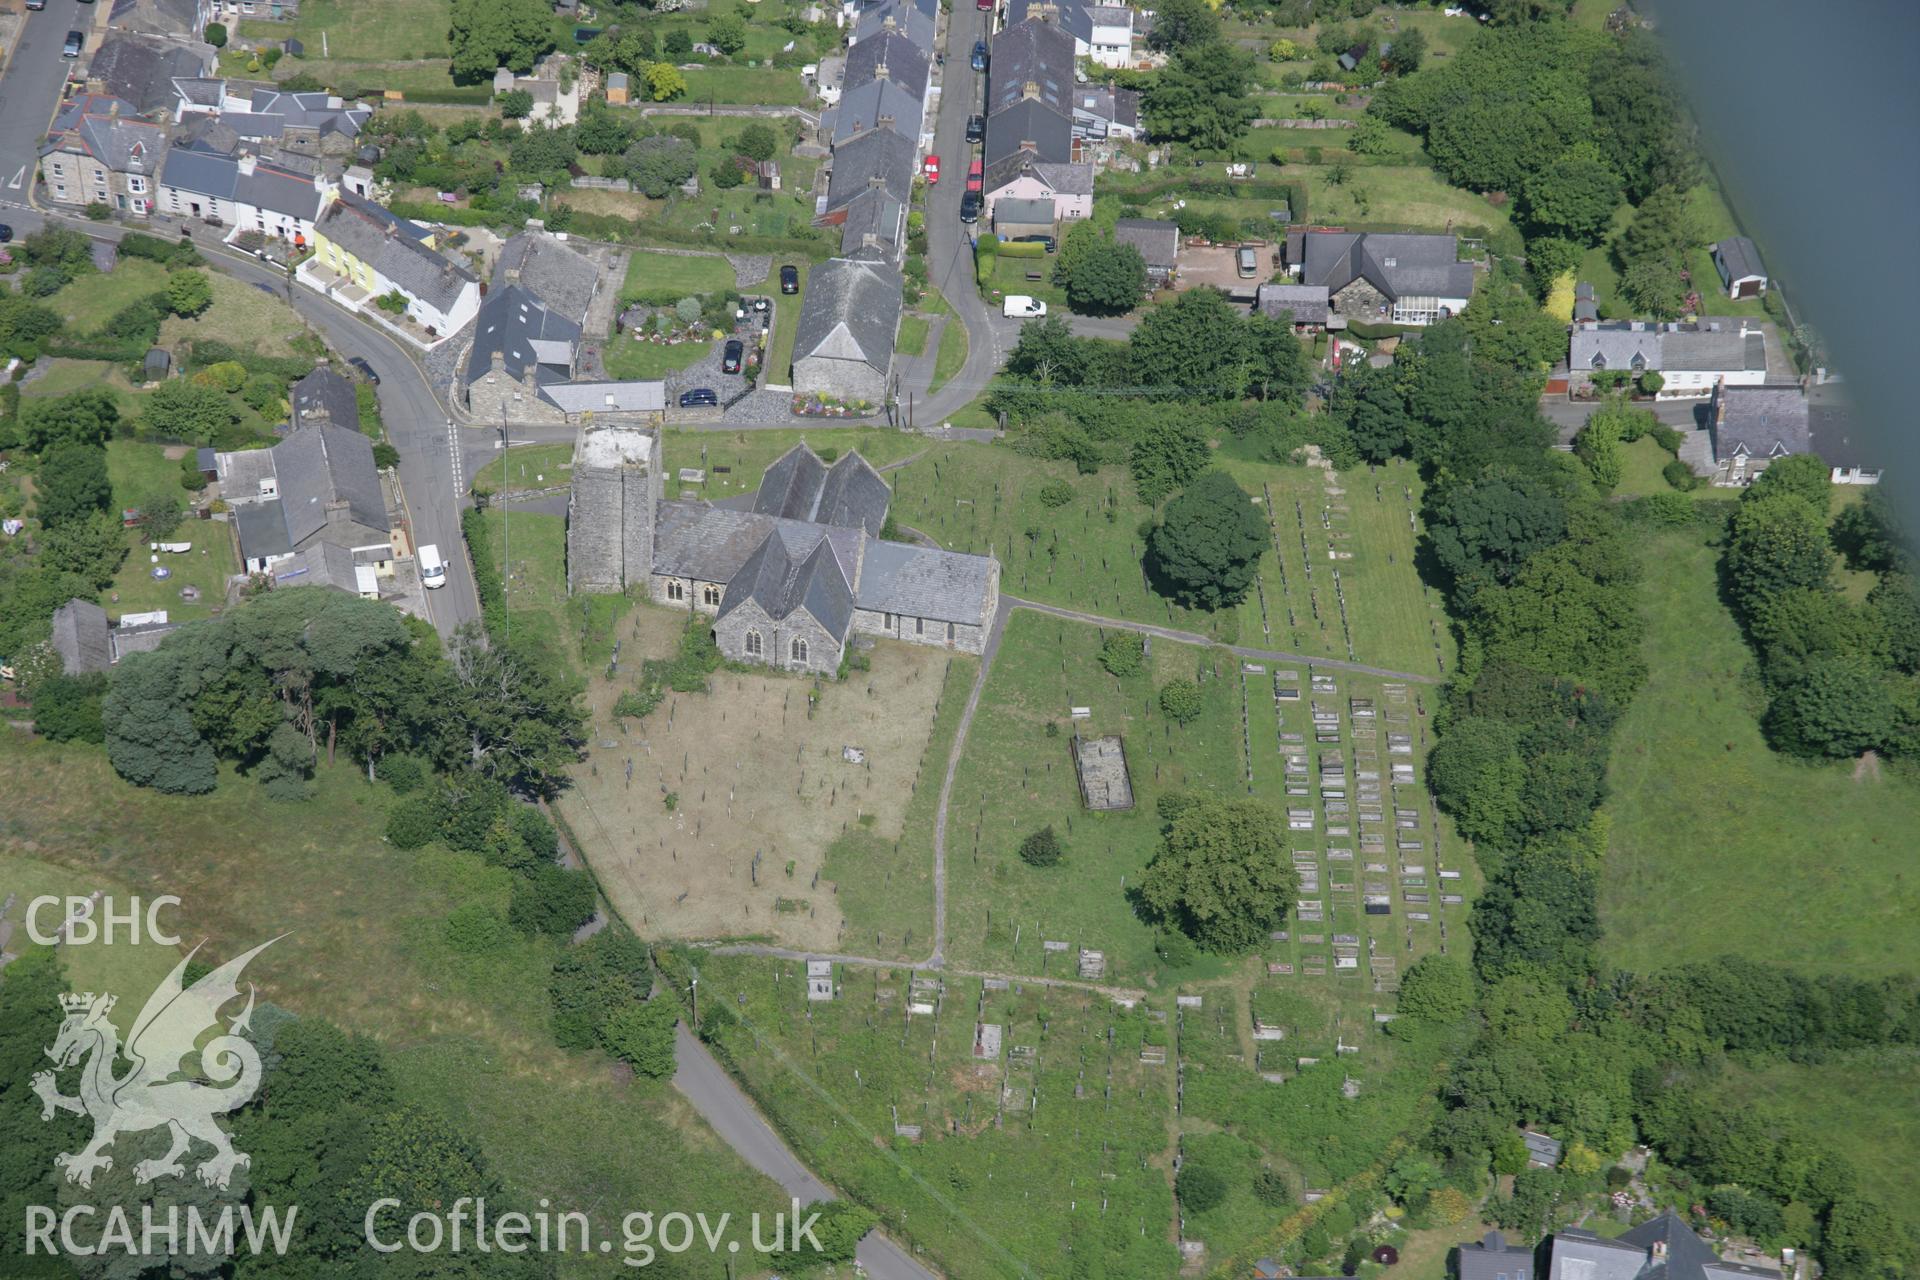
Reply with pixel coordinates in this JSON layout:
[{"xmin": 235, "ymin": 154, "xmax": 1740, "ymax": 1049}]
[
  {"xmin": 1099, "ymin": 630, "xmax": 1143, "ymax": 677},
  {"xmin": 1037, "ymin": 479, "xmax": 1074, "ymax": 508},
  {"xmin": 1648, "ymin": 422, "xmax": 1684, "ymax": 453},
  {"xmin": 444, "ymin": 901, "xmax": 509, "ymax": 954},
  {"xmin": 84, "ymin": 202, "xmax": 113, "ymax": 222},
  {"xmin": 377, "ymin": 753, "xmax": 430, "ymax": 795},
  {"xmin": 1175, "ymin": 1163, "xmax": 1228, "ymax": 1214},
  {"xmin": 1253, "ymin": 1166, "xmax": 1295, "ymax": 1208},
  {"xmin": 1662, "ymin": 459, "xmax": 1698, "ymax": 492},
  {"xmin": 193, "ymin": 360, "xmax": 248, "ymax": 393},
  {"xmin": 509, "ymin": 864, "xmax": 597, "ymax": 937},
  {"xmin": 1638, "ymin": 370, "xmax": 1664, "ymax": 395},
  {"xmin": 1017, "ymin": 824, "xmax": 1064, "ymax": 867},
  {"xmin": 204, "ymin": 22, "xmax": 227, "ymax": 46},
  {"xmin": 1158, "ymin": 679, "xmax": 1204, "ymax": 725},
  {"xmin": 31, "ymin": 673, "xmax": 108, "ymax": 743},
  {"xmin": 497, "ymin": 88, "xmax": 534, "ymax": 118},
  {"xmin": 385, "ymin": 796, "xmax": 440, "ymax": 848}
]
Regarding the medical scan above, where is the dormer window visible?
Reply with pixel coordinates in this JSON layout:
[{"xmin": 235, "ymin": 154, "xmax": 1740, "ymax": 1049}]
[
  {"xmin": 1630, "ymin": 353, "xmax": 1646, "ymax": 372},
  {"xmin": 1590, "ymin": 352, "xmax": 1606, "ymax": 370}
]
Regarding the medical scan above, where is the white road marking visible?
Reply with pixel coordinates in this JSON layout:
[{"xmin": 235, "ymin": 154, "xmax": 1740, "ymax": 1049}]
[{"xmin": 6, "ymin": 165, "xmax": 24, "ymax": 190}]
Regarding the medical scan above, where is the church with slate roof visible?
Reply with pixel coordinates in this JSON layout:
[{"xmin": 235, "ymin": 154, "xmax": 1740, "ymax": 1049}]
[{"xmin": 566, "ymin": 427, "xmax": 999, "ymax": 675}]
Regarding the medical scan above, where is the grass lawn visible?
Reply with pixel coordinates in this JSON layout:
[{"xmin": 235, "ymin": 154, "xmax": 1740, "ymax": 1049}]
[
  {"xmin": 159, "ymin": 272, "xmax": 313, "ymax": 357},
  {"xmin": 1281, "ymin": 161, "xmax": 1513, "ymax": 233},
  {"xmin": 1611, "ymin": 435, "xmax": 1704, "ymax": 500},
  {"xmin": 986, "ymin": 255, "xmax": 1065, "ymax": 310},
  {"xmin": 0, "ymin": 852, "xmax": 184, "ymax": 1013},
  {"xmin": 103, "ymin": 439, "xmax": 240, "ymax": 623},
  {"xmin": 1708, "ymin": 1050, "xmax": 1920, "ymax": 1229},
  {"xmin": 48, "ymin": 259, "xmax": 169, "ymax": 332},
  {"xmin": 676, "ymin": 65, "xmax": 814, "ymax": 108},
  {"xmin": 1600, "ymin": 527, "xmax": 1920, "ymax": 978},
  {"xmin": 0, "ymin": 732, "xmax": 789, "ymax": 1271},
  {"xmin": 896, "ymin": 313, "xmax": 930, "ymax": 358},
  {"xmin": 294, "ymin": 59, "xmax": 459, "ymax": 96},
  {"xmin": 601, "ymin": 332, "xmax": 712, "ymax": 380},
  {"xmin": 621, "ymin": 249, "xmax": 736, "ymax": 303},
  {"xmin": 23, "ymin": 359, "xmax": 145, "ymax": 418},
  {"xmin": 470, "ymin": 442, "xmax": 574, "ymax": 497},
  {"xmin": 658, "ymin": 426, "xmax": 927, "ymax": 501},
  {"xmin": 243, "ymin": 0, "xmax": 452, "ymax": 59},
  {"xmin": 766, "ymin": 259, "xmax": 808, "ymax": 384},
  {"xmin": 929, "ymin": 309, "xmax": 967, "ymax": 394}
]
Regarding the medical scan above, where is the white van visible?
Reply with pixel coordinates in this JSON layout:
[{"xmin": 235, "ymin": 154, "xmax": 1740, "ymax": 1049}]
[
  {"xmin": 1002, "ymin": 295, "xmax": 1047, "ymax": 319},
  {"xmin": 1237, "ymin": 246, "xmax": 1260, "ymax": 279},
  {"xmin": 419, "ymin": 544, "xmax": 447, "ymax": 589}
]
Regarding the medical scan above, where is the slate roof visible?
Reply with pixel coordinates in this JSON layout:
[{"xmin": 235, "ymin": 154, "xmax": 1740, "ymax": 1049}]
[
  {"xmin": 1713, "ymin": 235, "xmax": 1765, "ymax": 284},
  {"xmin": 989, "ymin": 18, "xmax": 1076, "ymax": 115},
  {"xmin": 172, "ymin": 75, "xmax": 224, "ymax": 109},
  {"xmin": 290, "ymin": 366, "xmax": 360, "ymax": 432},
  {"xmin": 984, "ymin": 98, "xmax": 1075, "ymax": 165},
  {"xmin": 823, "ymin": 127, "xmax": 917, "ymax": 215},
  {"xmin": 276, "ymin": 539, "xmax": 360, "ymax": 591},
  {"xmin": 1073, "ymin": 83, "xmax": 1138, "ymax": 131},
  {"xmin": 1460, "ymin": 1230, "xmax": 1536, "ymax": 1280},
  {"xmin": 824, "ymin": 77, "xmax": 925, "ymax": 145},
  {"xmin": 492, "ymin": 233, "xmax": 600, "ymax": 323},
  {"xmin": 1549, "ymin": 1213, "xmax": 1779, "ymax": 1280},
  {"xmin": 1711, "ymin": 384, "xmax": 1811, "ymax": 460},
  {"xmin": 51, "ymin": 599, "xmax": 112, "ymax": 675},
  {"xmin": 792, "ymin": 258, "xmax": 903, "ymax": 376},
  {"xmin": 223, "ymin": 88, "xmax": 372, "ymax": 142},
  {"xmin": 1571, "ymin": 323, "xmax": 1662, "ymax": 372},
  {"xmin": 981, "ymin": 150, "xmax": 1092, "ymax": 197},
  {"xmin": 652, "ymin": 501, "xmax": 864, "ymax": 586},
  {"xmin": 1806, "ymin": 385, "xmax": 1870, "ymax": 470},
  {"xmin": 837, "ymin": 184, "xmax": 907, "ymax": 259},
  {"xmin": 752, "ymin": 445, "xmax": 892, "ymax": 536},
  {"xmin": 537, "ymin": 381, "xmax": 667, "ymax": 413},
  {"xmin": 107, "ymin": 0, "xmax": 203, "ymax": 38},
  {"xmin": 1113, "ymin": 217, "xmax": 1178, "ymax": 269},
  {"xmin": 1661, "ymin": 325, "xmax": 1766, "ymax": 373},
  {"xmin": 272, "ymin": 425, "xmax": 388, "ymax": 545},
  {"xmin": 42, "ymin": 94, "xmax": 166, "ymax": 175},
  {"xmin": 842, "ymin": 28, "xmax": 930, "ymax": 100},
  {"xmin": 318, "ymin": 192, "xmax": 477, "ymax": 316},
  {"xmin": 88, "ymin": 34, "xmax": 214, "ymax": 114},
  {"xmin": 1256, "ymin": 282, "xmax": 1332, "ymax": 326},
  {"xmin": 852, "ymin": 0, "xmax": 936, "ymax": 52},
  {"xmin": 1300, "ymin": 230, "xmax": 1473, "ymax": 302},
  {"xmin": 1006, "ymin": 0, "xmax": 1130, "ymax": 48},
  {"xmin": 160, "ymin": 141, "xmax": 239, "ymax": 199},
  {"xmin": 855, "ymin": 538, "xmax": 995, "ymax": 625},
  {"xmin": 235, "ymin": 498, "xmax": 295, "ymax": 559},
  {"xmin": 717, "ymin": 532, "xmax": 856, "ymax": 642},
  {"xmin": 234, "ymin": 159, "xmax": 325, "ymax": 220},
  {"xmin": 466, "ymin": 284, "xmax": 581, "ymax": 385},
  {"xmin": 1573, "ymin": 280, "xmax": 1599, "ymax": 323}
]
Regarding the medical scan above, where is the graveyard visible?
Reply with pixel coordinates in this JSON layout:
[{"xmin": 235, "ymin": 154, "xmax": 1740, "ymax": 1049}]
[
  {"xmin": 558, "ymin": 605, "xmax": 971, "ymax": 953},
  {"xmin": 688, "ymin": 953, "xmax": 1181, "ymax": 1280}
]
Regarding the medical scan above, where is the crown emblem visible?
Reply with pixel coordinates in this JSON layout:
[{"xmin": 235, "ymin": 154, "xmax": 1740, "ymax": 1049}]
[{"xmin": 59, "ymin": 992, "xmax": 113, "ymax": 1014}]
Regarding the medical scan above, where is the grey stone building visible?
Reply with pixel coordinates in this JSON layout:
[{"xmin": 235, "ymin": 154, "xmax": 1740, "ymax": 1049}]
[
  {"xmin": 568, "ymin": 438, "xmax": 999, "ymax": 674},
  {"xmin": 566, "ymin": 424, "xmax": 661, "ymax": 594},
  {"xmin": 214, "ymin": 424, "xmax": 394, "ymax": 593},
  {"xmin": 790, "ymin": 258, "xmax": 902, "ymax": 404},
  {"xmin": 1286, "ymin": 230, "xmax": 1474, "ymax": 326},
  {"xmin": 290, "ymin": 365, "xmax": 360, "ymax": 432}
]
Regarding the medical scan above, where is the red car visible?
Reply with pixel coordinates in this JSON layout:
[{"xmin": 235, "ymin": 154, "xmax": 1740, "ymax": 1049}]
[
  {"xmin": 965, "ymin": 157, "xmax": 983, "ymax": 193},
  {"xmin": 923, "ymin": 154, "xmax": 940, "ymax": 184},
  {"xmin": 977, "ymin": 0, "xmax": 992, "ymax": 10}
]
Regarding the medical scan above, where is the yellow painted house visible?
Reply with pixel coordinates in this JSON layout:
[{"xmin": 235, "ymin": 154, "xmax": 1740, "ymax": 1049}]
[{"xmin": 309, "ymin": 190, "xmax": 479, "ymax": 336}]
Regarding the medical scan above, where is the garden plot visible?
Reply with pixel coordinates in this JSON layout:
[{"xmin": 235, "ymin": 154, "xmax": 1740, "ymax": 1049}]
[
  {"xmin": 693, "ymin": 955, "xmax": 1180, "ymax": 1280},
  {"xmin": 560, "ymin": 605, "xmax": 954, "ymax": 952}
]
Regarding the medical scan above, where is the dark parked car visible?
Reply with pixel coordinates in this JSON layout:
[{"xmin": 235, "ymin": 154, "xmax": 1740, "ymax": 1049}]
[
  {"xmin": 679, "ymin": 388, "xmax": 719, "ymax": 408},
  {"xmin": 970, "ymin": 40, "xmax": 986, "ymax": 72},
  {"xmin": 779, "ymin": 264, "xmax": 799, "ymax": 294},
  {"xmin": 63, "ymin": 29, "xmax": 85, "ymax": 56},
  {"xmin": 959, "ymin": 190, "xmax": 981, "ymax": 224},
  {"xmin": 721, "ymin": 339, "xmax": 744, "ymax": 374},
  {"xmin": 0, "ymin": 225, "xmax": 13, "ymax": 243},
  {"xmin": 966, "ymin": 113, "xmax": 985, "ymax": 144},
  {"xmin": 348, "ymin": 356, "xmax": 379, "ymax": 385},
  {"xmin": 1010, "ymin": 234, "xmax": 1056, "ymax": 253}
]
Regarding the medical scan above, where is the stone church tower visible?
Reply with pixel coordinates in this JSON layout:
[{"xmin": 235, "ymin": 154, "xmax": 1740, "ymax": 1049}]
[{"xmin": 566, "ymin": 424, "xmax": 659, "ymax": 593}]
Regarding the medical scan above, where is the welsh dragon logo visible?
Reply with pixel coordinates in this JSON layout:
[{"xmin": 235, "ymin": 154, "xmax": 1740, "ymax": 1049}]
[{"xmin": 32, "ymin": 938, "xmax": 282, "ymax": 1191}]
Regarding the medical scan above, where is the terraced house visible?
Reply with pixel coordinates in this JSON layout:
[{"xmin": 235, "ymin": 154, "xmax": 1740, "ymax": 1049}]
[
  {"xmin": 306, "ymin": 190, "xmax": 481, "ymax": 337},
  {"xmin": 38, "ymin": 94, "xmax": 166, "ymax": 217}
]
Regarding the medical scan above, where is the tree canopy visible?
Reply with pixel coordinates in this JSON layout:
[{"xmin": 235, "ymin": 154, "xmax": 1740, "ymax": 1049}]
[
  {"xmin": 449, "ymin": 0, "xmax": 554, "ymax": 79},
  {"xmin": 1148, "ymin": 470, "xmax": 1267, "ymax": 610},
  {"xmin": 1138, "ymin": 794, "xmax": 1298, "ymax": 953}
]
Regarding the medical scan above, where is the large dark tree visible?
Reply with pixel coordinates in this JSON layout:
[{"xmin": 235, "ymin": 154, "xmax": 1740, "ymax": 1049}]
[
  {"xmin": 1138, "ymin": 794, "xmax": 1298, "ymax": 953},
  {"xmin": 1427, "ymin": 469, "xmax": 1569, "ymax": 591},
  {"xmin": 1059, "ymin": 238, "xmax": 1147, "ymax": 315},
  {"xmin": 1330, "ymin": 362, "xmax": 1410, "ymax": 462},
  {"xmin": 1144, "ymin": 41, "xmax": 1258, "ymax": 150},
  {"xmin": 33, "ymin": 442, "xmax": 112, "ymax": 528},
  {"xmin": 1128, "ymin": 288, "xmax": 1251, "ymax": 400},
  {"xmin": 1148, "ymin": 470, "xmax": 1267, "ymax": 610},
  {"xmin": 448, "ymin": 0, "xmax": 554, "ymax": 79}
]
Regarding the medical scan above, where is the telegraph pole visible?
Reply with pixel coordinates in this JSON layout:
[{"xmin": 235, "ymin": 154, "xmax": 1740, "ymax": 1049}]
[{"xmin": 498, "ymin": 406, "xmax": 509, "ymax": 644}]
